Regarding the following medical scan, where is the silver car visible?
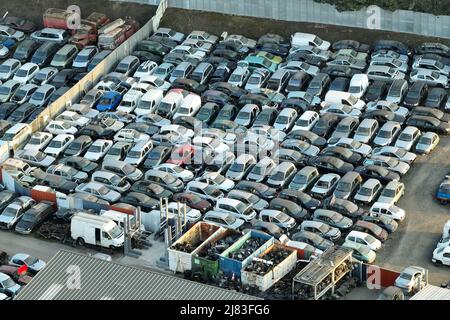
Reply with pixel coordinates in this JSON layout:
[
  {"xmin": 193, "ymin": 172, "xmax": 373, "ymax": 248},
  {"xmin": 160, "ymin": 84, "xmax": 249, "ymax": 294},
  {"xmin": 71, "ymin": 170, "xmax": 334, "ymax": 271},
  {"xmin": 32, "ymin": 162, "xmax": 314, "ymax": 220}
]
[
  {"xmin": 75, "ymin": 182, "xmax": 121, "ymax": 202},
  {"xmin": 363, "ymin": 155, "xmax": 410, "ymax": 176},
  {"xmin": 410, "ymin": 69, "xmax": 448, "ymax": 88}
]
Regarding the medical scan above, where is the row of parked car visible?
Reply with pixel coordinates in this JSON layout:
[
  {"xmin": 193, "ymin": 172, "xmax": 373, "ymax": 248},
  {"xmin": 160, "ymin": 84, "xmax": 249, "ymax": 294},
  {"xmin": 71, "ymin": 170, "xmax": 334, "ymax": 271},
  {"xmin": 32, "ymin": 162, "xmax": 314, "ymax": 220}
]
[{"xmin": 1, "ymin": 26, "xmax": 450, "ymax": 265}]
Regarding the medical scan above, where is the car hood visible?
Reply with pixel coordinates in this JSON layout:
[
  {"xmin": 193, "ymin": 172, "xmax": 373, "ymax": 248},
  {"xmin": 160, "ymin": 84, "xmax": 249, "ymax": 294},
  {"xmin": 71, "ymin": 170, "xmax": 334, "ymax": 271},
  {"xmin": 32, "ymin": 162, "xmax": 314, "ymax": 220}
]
[
  {"xmin": 0, "ymin": 215, "xmax": 15, "ymax": 224},
  {"xmin": 30, "ymin": 259, "xmax": 46, "ymax": 271}
]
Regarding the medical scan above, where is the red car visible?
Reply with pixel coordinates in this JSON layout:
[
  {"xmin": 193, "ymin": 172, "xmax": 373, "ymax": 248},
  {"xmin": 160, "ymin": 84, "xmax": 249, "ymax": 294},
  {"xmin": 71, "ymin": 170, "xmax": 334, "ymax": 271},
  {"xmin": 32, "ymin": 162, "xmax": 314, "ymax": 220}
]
[
  {"xmin": 173, "ymin": 192, "xmax": 212, "ymax": 214},
  {"xmin": 167, "ymin": 144, "xmax": 195, "ymax": 166},
  {"xmin": 0, "ymin": 265, "xmax": 33, "ymax": 285}
]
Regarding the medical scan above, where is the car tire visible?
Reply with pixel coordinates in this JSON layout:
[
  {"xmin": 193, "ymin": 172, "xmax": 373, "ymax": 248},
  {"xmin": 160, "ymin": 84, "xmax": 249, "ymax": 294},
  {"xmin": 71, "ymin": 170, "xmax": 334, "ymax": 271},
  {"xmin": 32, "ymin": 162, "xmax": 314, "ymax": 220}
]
[
  {"xmin": 440, "ymin": 199, "xmax": 448, "ymax": 205},
  {"xmin": 76, "ymin": 237, "xmax": 85, "ymax": 246},
  {"xmin": 109, "ymin": 245, "xmax": 116, "ymax": 250}
]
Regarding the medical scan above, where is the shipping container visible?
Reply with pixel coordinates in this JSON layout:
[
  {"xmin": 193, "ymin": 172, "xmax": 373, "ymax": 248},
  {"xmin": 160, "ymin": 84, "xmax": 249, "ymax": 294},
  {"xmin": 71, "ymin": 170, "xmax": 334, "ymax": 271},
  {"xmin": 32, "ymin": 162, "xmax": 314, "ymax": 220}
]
[
  {"xmin": 168, "ymin": 222, "xmax": 222, "ymax": 273},
  {"xmin": 241, "ymin": 243, "xmax": 297, "ymax": 292},
  {"xmin": 219, "ymin": 230, "xmax": 274, "ymax": 278},
  {"xmin": 192, "ymin": 228, "xmax": 242, "ymax": 279}
]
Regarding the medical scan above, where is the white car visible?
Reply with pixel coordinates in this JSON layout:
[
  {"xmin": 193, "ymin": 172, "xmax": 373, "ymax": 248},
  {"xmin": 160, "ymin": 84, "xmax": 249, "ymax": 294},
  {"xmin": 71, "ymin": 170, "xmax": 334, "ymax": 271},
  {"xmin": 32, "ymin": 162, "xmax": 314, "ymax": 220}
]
[
  {"xmin": 195, "ymin": 171, "xmax": 235, "ymax": 192},
  {"xmin": 0, "ymin": 196, "xmax": 35, "ymax": 229},
  {"xmin": 15, "ymin": 149, "xmax": 55, "ymax": 167},
  {"xmin": 159, "ymin": 124, "xmax": 194, "ymax": 144},
  {"xmin": 113, "ymin": 128, "xmax": 149, "ymax": 143},
  {"xmin": 45, "ymin": 120, "xmax": 78, "ymax": 135},
  {"xmin": 10, "ymin": 83, "xmax": 38, "ymax": 104},
  {"xmin": 366, "ymin": 100, "xmax": 409, "ymax": 118},
  {"xmin": 138, "ymin": 75, "xmax": 171, "ymax": 92},
  {"xmin": 75, "ymin": 182, "xmax": 120, "ymax": 203},
  {"xmin": 410, "ymin": 69, "xmax": 449, "ymax": 88},
  {"xmin": 345, "ymin": 230, "xmax": 382, "ymax": 251},
  {"xmin": 154, "ymin": 163, "xmax": 194, "ymax": 182},
  {"xmin": 432, "ymin": 245, "xmax": 450, "ymax": 266},
  {"xmin": 192, "ymin": 136, "xmax": 229, "ymax": 155},
  {"xmin": 320, "ymin": 104, "xmax": 362, "ymax": 118},
  {"xmin": 13, "ymin": 62, "xmax": 39, "ymax": 84},
  {"xmin": 292, "ymin": 111, "xmax": 319, "ymax": 131},
  {"xmin": 133, "ymin": 61, "xmax": 158, "ymax": 80},
  {"xmin": 84, "ymin": 139, "xmax": 113, "ymax": 162},
  {"xmin": 370, "ymin": 202, "xmax": 406, "ymax": 222},
  {"xmin": 0, "ymin": 25, "xmax": 25, "ymax": 41},
  {"xmin": 0, "ymin": 59, "xmax": 21, "ymax": 81},
  {"xmin": 185, "ymin": 181, "xmax": 224, "ymax": 202},
  {"xmin": 164, "ymin": 202, "xmax": 202, "ymax": 223},
  {"xmin": 0, "ymin": 79, "xmax": 20, "ymax": 102},
  {"xmin": 274, "ymin": 108, "xmax": 298, "ymax": 132},
  {"xmin": 377, "ymin": 181, "xmax": 405, "ymax": 205},
  {"xmin": 23, "ymin": 132, "xmax": 53, "ymax": 151},
  {"xmin": 44, "ymin": 134, "xmax": 75, "ymax": 157},
  {"xmin": 8, "ymin": 253, "xmax": 46, "ymax": 274},
  {"xmin": 327, "ymin": 137, "xmax": 372, "ymax": 157},
  {"xmin": 55, "ymin": 111, "xmax": 90, "ymax": 128},
  {"xmin": 394, "ymin": 126, "xmax": 421, "ymax": 151}
]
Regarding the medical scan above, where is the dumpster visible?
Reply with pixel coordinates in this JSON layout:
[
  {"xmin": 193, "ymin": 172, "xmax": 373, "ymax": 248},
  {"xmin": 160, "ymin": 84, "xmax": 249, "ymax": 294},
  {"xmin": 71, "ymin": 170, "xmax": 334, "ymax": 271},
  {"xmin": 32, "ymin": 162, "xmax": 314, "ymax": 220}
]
[
  {"xmin": 192, "ymin": 229, "xmax": 242, "ymax": 279},
  {"xmin": 168, "ymin": 222, "xmax": 222, "ymax": 273},
  {"xmin": 219, "ymin": 230, "xmax": 274, "ymax": 278},
  {"xmin": 241, "ymin": 243, "xmax": 297, "ymax": 292}
]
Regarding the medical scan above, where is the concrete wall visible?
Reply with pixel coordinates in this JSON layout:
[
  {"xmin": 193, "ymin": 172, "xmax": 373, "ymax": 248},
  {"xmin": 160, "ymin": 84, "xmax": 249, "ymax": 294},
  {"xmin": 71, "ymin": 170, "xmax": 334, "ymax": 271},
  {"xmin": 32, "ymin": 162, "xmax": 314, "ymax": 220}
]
[{"xmin": 120, "ymin": 0, "xmax": 450, "ymax": 39}]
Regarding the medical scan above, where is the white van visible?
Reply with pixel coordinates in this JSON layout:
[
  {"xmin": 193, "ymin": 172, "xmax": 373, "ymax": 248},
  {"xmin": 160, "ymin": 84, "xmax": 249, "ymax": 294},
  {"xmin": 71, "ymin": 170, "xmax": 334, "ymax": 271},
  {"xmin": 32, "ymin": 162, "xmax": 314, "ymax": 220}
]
[
  {"xmin": 2, "ymin": 123, "xmax": 32, "ymax": 152},
  {"xmin": 322, "ymin": 90, "xmax": 366, "ymax": 110},
  {"xmin": 71, "ymin": 213, "xmax": 124, "ymax": 249},
  {"xmin": 100, "ymin": 210, "xmax": 139, "ymax": 230},
  {"xmin": 117, "ymin": 90, "xmax": 143, "ymax": 114},
  {"xmin": 291, "ymin": 32, "xmax": 330, "ymax": 50},
  {"xmin": 134, "ymin": 89, "xmax": 164, "ymax": 116},
  {"xmin": 1, "ymin": 158, "xmax": 34, "ymax": 174},
  {"xmin": 349, "ymin": 74, "xmax": 369, "ymax": 98},
  {"xmin": 173, "ymin": 93, "xmax": 201, "ymax": 119}
]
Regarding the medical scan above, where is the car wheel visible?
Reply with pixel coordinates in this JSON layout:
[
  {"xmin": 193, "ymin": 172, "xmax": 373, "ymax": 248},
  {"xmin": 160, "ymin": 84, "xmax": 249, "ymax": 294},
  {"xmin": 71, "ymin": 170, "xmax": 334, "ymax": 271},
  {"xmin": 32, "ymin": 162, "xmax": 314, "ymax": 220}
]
[
  {"xmin": 109, "ymin": 245, "xmax": 116, "ymax": 250},
  {"xmin": 76, "ymin": 237, "xmax": 85, "ymax": 246},
  {"xmin": 440, "ymin": 199, "xmax": 448, "ymax": 205}
]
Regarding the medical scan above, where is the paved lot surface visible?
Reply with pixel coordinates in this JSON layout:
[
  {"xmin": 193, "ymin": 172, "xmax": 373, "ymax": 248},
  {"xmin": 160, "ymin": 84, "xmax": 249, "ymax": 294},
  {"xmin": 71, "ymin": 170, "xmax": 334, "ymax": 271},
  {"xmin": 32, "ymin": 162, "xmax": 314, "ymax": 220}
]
[{"xmin": 376, "ymin": 136, "xmax": 450, "ymax": 286}]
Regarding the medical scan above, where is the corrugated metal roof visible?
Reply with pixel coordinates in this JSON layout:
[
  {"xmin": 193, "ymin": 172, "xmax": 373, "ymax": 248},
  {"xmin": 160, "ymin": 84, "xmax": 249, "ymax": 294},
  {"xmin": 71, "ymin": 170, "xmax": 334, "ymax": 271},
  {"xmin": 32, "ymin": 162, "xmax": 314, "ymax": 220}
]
[
  {"xmin": 410, "ymin": 285, "xmax": 450, "ymax": 300},
  {"xmin": 15, "ymin": 250, "xmax": 260, "ymax": 300}
]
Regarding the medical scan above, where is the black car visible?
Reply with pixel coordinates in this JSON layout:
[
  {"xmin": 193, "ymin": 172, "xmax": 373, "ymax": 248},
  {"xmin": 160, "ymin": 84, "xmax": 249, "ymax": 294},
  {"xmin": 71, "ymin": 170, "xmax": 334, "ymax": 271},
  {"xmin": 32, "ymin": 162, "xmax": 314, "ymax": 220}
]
[
  {"xmin": 0, "ymin": 16, "xmax": 36, "ymax": 33},
  {"xmin": 373, "ymin": 40, "xmax": 410, "ymax": 56},
  {"xmin": 415, "ymin": 42, "xmax": 450, "ymax": 58},
  {"xmin": 424, "ymin": 87, "xmax": 447, "ymax": 109},
  {"xmin": 63, "ymin": 135, "xmax": 93, "ymax": 157},
  {"xmin": 211, "ymin": 119, "xmax": 239, "ymax": 132},
  {"xmin": 410, "ymin": 106, "xmax": 450, "ymax": 123},
  {"xmin": 30, "ymin": 42, "xmax": 60, "ymax": 67},
  {"xmin": 406, "ymin": 115, "xmax": 450, "ymax": 134},
  {"xmin": 132, "ymin": 50, "xmax": 163, "ymax": 64},
  {"xmin": 121, "ymin": 192, "xmax": 159, "ymax": 211},
  {"xmin": 278, "ymin": 189, "xmax": 321, "ymax": 211},
  {"xmin": 25, "ymin": 107, "xmax": 45, "ymax": 123},
  {"xmin": 170, "ymin": 78, "xmax": 206, "ymax": 94},
  {"xmin": 403, "ymin": 81, "xmax": 428, "ymax": 108},
  {"xmin": 48, "ymin": 87, "xmax": 70, "ymax": 104},
  {"xmin": 257, "ymin": 33, "xmax": 290, "ymax": 48},
  {"xmin": 276, "ymin": 149, "xmax": 306, "ymax": 167},
  {"xmin": 195, "ymin": 102, "xmax": 220, "ymax": 125},
  {"xmin": 354, "ymin": 165, "xmax": 400, "ymax": 184},
  {"xmin": 306, "ymin": 73, "xmax": 331, "ymax": 97},
  {"xmin": 205, "ymin": 56, "xmax": 234, "ymax": 68},
  {"xmin": 214, "ymin": 103, "xmax": 239, "ymax": 122},
  {"xmin": 216, "ymin": 41, "xmax": 249, "ymax": 54},
  {"xmin": 286, "ymin": 71, "xmax": 311, "ymax": 92},
  {"xmin": 253, "ymin": 108, "xmax": 278, "ymax": 127},
  {"xmin": 211, "ymin": 49, "xmax": 241, "ymax": 62},
  {"xmin": 172, "ymin": 116, "xmax": 206, "ymax": 131},
  {"xmin": 286, "ymin": 130, "xmax": 327, "ymax": 148},
  {"xmin": 257, "ymin": 43, "xmax": 289, "ymax": 57},
  {"xmin": 291, "ymin": 230, "xmax": 334, "ymax": 252},
  {"xmin": 50, "ymin": 69, "xmax": 77, "ymax": 88},
  {"xmin": 249, "ymin": 220, "xmax": 285, "ymax": 239},
  {"xmin": 6, "ymin": 102, "xmax": 34, "ymax": 122},
  {"xmin": 286, "ymin": 52, "xmax": 326, "ymax": 68},
  {"xmin": 0, "ymin": 190, "xmax": 17, "ymax": 211},
  {"xmin": 0, "ymin": 102, "xmax": 19, "ymax": 120},
  {"xmin": 143, "ymin": 145, "xmax": 172, "ymax": 168},
  {"xmin": 235, "ymin": 181, "xmax": 277, "ymax": 200},
  {"xmin": 209, "ymin": 82, "xmax": 247, "ymax": 100},
  {"xmin": 148, "ymin": 35, "xmax": 178, "ymax": 50},
  {"xmin": 364, "ymin": 81, "xmax": 388, "ymax": 102},
  {"xmin": 238, "ymin": 94, "xmax": 271, "ymax": 108},
  {"xmin": 210, "ymin": 64, "xmax": 233, "ymax": 83},
  {"xmin": 332, "ymin": 40, "xmax": 371, "ymax": 53},
  {"xmin": 269, "ymin": 198, "xmax": 310, "ymax": 221},
  {"xmin": 78, "ymin": 124, "xmax": 115, "ymax": 139},
  {"xmin": 321, "ymin": 65, "xmax": 358, "ymax": 79},
  {"xmin": 0, "ymin": 120, "xmax": 11, "ymax": 137},
  {"xmin": 363, "ymin": 109, "xmax": 405, "ymax": 124},
  {"xmin": 15, "ymin": 201, "xmax": 55, "ymax": 235},
  {"xmin": 322, "ymin": 196, "xmax": 365, "ymax": 220},
  {"xmin": 131, "ymin": 180, "xmax": 173, "ymax": 199},
  {"xmin": 329, "ymin": 77, "xmax": 350, "ymax": 91},
  {"xmin": 320, "ymin": 146, "xmax": 362, "ymax": 165},
  {"xmin": 201, "ymin": 89, "xmax": 232, "ymax": 107},
  {"xmin": 307, "ymin": 156, "xmax": 354, "ymax": 175},
  {"xmin": 311, "ymin": 113, "xmax": 339, "ymax": 138},
  {"xmin": 59, "ymin": 156, "xmax": 98, "ymax": 173},
  {"xmin": 13, "ymin": 39, "xmax": 40, "ymax": 62},
  {"xmin": 136, "ymin": 40, "xmax": 170, "ymax": 57}
]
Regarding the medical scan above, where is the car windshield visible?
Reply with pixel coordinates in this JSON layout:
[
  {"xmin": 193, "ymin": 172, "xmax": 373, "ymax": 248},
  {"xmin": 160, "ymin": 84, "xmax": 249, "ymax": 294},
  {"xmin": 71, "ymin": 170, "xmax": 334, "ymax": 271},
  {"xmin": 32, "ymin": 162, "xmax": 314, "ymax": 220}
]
[
  {"xmin": 2, "ymin": 206, "xmax": 17, "ymax": 217},
  {"xmin": 75, "ymin": 54, "xmax": 90, "ymax": 63},
  {"xmin": 211, "ymin": 174, "xmax": 225, "ymax": 184},
  {"xmin": 205, "ymin": 185, "xmax": 221, "ymax": 197},
  {"xmin": 1, "ymin": 277, "xmax": 15, "ymax": 288},
  {"xmin": 399, "ymin": 272, "xmax": 412, "ymax": 280},
  {"xmin": 398, "ymin": 133, "xmax": 412, "ymax": 141},
  {"xmin": 229, "ymin": 162, "xmax": 244, "ymax": 172},
  {"xmin": 420, "ymin": 137, "xmax": 432, "ymax": 144},
  {"xmin": 128, "ymin": 150, "xmax": 142, "ymax": 159},
  {"xmin": 357, "ymin": 127, "xmax": 371, "ymax": 135},
  {"xmin": 0, "ymin": 65, "xmax": 11, "ymax": 73},
  {"xmin": 270, "ymin": 170, "xmax": 285, "ymax": 182},
  {"xmin": 248, "ymin": 76, "xmax": 261, "ymax": 85},
  {"xmin": 382, "ymin": 188, "xmax": 396, "ymax": 197},
  {"xmin": 22, "ymin": 212, "xmax": 36, "ymax": 222},
  {"xmin": 378, "ymin": 130, "xmax": 391, "ymax": 138},
  {"xmin": 229, "ymin": 74, "xmax": 242, "ymax": 82},
  {"xmin": 48, "ymin": 140, "xmax": 63, "ymax": 148},
  {"xmin": 275, "ymin": 211, "xmax": 290, "ymax": 222},
  {"xmin": 223, "ymin": 214, "xmax": 236, "ymax": 225},
  {"xmin": 359, "ymin": 187, "xmax": 373, "ymax": 196},
  {"xmin": 109, "ymin": 225, "xmax": 123, "ymax": 238},
  {"xmin": 24, "ymin": 255, "xmax": 38, "ymax": 265},
  {"xmin": 277, "ymin": 115, "xmax": 289, "ymax": 124},
  {"xmin": 293, "ymin": 174, "xmax": 307, "ymax": 184},
  {"xmin": 336, "ymin": 181, "xmax": 351, "ymax": 192},
  {"xmin": 0, "ymin": 86, "xmax": 11, "ymax": 95}
]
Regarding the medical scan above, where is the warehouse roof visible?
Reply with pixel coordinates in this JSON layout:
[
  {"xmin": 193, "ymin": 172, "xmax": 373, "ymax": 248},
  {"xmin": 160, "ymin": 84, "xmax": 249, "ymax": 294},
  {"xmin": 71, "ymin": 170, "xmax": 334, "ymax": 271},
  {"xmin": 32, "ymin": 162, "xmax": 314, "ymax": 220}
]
[
  {"xmin": 15, "ymin": 250, "xmax": 260, "ymax": 300},
  {"xmin": 410, "ymin": 285, "xmax": 450, "ymax": 300}
]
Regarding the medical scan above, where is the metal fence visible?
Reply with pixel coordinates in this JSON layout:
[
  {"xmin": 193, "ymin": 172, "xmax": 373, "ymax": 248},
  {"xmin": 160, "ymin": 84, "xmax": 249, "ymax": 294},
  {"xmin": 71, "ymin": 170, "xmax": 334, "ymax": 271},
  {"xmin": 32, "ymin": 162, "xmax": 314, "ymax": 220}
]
[{"xmin": 120, "ymin": 0, "xmax": 450, "ymax": 39}]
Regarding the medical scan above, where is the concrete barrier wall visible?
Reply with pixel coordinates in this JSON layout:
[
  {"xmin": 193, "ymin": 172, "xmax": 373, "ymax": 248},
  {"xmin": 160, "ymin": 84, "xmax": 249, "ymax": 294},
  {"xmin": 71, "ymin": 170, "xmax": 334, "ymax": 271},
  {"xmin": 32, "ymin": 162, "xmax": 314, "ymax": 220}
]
[{"xmin": 120, "ymin": 0, "xmax": 450, "ymax": 39}]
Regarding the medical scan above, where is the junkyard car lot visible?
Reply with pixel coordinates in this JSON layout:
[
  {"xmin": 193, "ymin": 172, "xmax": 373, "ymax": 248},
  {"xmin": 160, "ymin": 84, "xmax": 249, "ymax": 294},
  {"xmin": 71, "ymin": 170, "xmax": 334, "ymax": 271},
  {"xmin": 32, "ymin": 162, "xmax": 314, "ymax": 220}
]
[{"xmin": 1, "ymin": 4, "xmax": 450, "ymax": 299}]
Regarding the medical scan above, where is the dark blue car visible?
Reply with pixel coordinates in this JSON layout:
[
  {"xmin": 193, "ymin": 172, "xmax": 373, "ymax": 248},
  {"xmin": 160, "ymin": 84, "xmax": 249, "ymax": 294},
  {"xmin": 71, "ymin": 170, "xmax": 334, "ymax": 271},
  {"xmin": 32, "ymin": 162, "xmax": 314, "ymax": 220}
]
[
  {"xmin": 96, "ymin": 91, "xmax": 122, "ymax": 112},
  {"xmin": 436, "ymin": 176, "xmax": 450, "ymax": 205}
]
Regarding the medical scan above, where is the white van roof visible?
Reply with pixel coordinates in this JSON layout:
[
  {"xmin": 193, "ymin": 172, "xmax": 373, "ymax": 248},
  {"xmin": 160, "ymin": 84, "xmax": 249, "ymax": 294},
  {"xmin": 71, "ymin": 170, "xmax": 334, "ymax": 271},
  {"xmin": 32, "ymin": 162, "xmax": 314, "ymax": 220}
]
[{"xmin": 72, "ymin": 212, "xmax": 117, "ymax": 228}]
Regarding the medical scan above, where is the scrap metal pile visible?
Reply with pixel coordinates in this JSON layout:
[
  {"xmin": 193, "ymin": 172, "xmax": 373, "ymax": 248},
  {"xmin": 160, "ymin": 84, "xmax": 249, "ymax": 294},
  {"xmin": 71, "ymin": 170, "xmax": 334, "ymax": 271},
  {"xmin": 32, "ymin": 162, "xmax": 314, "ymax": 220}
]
[
  {"xmin": 198, "ymin": 235, "xmax": 241, "ymax": 261},
  {"xmin": 229, "ymin": 238, "xmax": 266, "ymax": 261},
  {"xmin": 243, "ymin": 248, "xmax": 291, "ymax": 275}
]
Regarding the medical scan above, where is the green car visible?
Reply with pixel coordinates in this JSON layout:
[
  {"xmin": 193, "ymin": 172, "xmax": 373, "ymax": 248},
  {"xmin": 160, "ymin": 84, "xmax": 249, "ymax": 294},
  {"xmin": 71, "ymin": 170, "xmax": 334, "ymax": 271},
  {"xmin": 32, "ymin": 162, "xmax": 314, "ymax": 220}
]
[
  {"xmin": 256, "ymin": 51, "xmax": 283, "ymax": 65},
  {"xmin": 342, "ymin": 241, "xmax": 376, "ymax": 263},
  {"xmin": 242, "ymin": 55, "xmax": 278, "ymax": 73}
]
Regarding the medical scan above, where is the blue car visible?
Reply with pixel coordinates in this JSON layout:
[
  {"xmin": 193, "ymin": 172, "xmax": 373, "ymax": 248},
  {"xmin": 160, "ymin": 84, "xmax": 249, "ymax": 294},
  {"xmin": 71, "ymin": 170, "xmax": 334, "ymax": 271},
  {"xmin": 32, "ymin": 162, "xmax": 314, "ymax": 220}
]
[
  {"xmin": 96, "ymin": 91, "xmax": 122, "ymax": 112},
  {"xmin": 436, "ymin": 176, "xmax": 450, "ymax": 205},
  {"xmin": 0, "ymin": 36, "xmax": 16, "ymax": 49}
]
